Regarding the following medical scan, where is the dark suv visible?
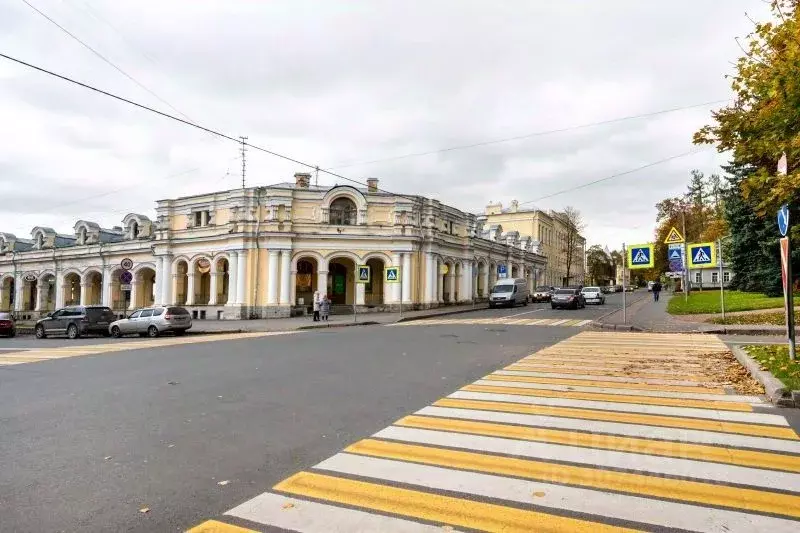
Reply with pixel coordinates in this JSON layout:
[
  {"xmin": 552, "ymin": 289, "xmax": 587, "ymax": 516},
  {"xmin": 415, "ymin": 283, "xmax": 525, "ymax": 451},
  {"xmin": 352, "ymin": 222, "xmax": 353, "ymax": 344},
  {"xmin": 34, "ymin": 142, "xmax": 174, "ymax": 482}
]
[{"xmin": 35, "ymin": 306, "xmax": 116, "ymax": 339}]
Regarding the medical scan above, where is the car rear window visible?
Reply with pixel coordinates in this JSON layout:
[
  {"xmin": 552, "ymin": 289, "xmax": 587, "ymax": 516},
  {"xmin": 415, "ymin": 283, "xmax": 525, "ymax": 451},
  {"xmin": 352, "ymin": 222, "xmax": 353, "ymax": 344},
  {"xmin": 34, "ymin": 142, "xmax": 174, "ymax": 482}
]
[
  {"xmin": 167, "ymin": 307, "xmax": 190, "ymax": 315},
  {"xmin": 556, "ymin": 289, "xmax": 575, "ymax": 295},
  {"xmin": 583, "ymin": 287, "xmax": 600, "ymax": 292},
  {"xmin": 86, "ymin": 307, "xmax": 114, "ymax": 319}
]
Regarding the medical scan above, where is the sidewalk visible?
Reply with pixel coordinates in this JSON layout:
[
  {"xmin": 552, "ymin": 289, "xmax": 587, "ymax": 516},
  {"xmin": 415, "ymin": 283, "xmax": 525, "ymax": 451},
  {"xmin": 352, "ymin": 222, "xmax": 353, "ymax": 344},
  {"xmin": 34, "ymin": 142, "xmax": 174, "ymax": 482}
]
[{"xmin": 594, "ymin": 292, "xmax": 789, "ymax": 335}]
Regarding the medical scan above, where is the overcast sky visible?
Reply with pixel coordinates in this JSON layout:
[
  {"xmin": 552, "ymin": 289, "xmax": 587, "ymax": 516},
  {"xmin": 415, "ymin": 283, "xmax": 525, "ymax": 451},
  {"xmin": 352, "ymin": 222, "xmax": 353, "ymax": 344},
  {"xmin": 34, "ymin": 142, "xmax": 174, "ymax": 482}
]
[{"xmin": 0, "ymin": 0, "xmax": 770, "ymax": 249}]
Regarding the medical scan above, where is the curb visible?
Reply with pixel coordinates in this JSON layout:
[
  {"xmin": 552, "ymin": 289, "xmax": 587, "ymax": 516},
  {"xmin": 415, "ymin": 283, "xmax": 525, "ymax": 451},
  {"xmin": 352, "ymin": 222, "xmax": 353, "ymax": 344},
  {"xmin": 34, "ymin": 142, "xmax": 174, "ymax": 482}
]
[
  {"xmin": 395, "ymin": 305, "xmax": 489, "ymax": 323},
  {"xmin": 297, "ymin": 321, "xmax": 380, "ymax": 331},
  {"xmin": 729, "ymin": 344, "xmax": 791, "ymax": 405}
]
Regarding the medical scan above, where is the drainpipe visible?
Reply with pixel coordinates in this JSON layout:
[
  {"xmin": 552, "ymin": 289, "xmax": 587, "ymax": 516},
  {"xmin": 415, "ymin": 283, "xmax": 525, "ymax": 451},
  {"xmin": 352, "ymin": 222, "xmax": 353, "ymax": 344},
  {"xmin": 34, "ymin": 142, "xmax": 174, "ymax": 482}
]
[
  {"xmin": 11, "ymin": 250, "xmax": 17, "ymax": 318},
  {"xmin": 251, "ymin": 187, "xmax": 265, "ymax": 318}
]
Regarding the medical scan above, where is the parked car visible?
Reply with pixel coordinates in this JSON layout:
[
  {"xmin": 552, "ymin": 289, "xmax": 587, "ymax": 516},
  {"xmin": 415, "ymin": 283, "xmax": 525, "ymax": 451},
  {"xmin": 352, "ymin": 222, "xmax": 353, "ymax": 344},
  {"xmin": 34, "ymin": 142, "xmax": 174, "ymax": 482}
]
[
  {"xmin": 551, "ymin": 288, "xmax": 586, "ymax": 310},
  {"xmin": 0, "ymin": 312, "xmax": 16, "ymax": 337},
  {"xmin": 489, "ymin": 278, "xmax": 530, "ymax": 308},
  {"xmin": 601, "ymin": 286, "xmax": 614, "ymax": 294},
  {"xmin": 625, "ymin": 285, "xmax": 636, "ymax": 292},
  {"xmin": 581, "ymin": 286, "xmax": 605, "ymax": 305},
  {"xmin": 109, "ymin": 306, "xmax": 192, "ymax": 338},
  {"xmin": 613, "ymin": 285, "xmax": 623, "ymax": 293},
  {"xmin": 35, "ymin": 306, "xmax": 116, "ymax": 339},
  {"xmin": 531, "ymin": 289, "xmax": 551, "ymax": 303}
]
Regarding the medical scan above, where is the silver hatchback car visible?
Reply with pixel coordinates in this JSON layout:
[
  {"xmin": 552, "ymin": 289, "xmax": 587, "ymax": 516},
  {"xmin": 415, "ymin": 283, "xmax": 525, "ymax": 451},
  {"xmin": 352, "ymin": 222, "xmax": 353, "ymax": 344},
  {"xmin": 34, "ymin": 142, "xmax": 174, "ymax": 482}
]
[{"xmin": 109, "ymin": 306, "xmax": 192, "ymax": 338}]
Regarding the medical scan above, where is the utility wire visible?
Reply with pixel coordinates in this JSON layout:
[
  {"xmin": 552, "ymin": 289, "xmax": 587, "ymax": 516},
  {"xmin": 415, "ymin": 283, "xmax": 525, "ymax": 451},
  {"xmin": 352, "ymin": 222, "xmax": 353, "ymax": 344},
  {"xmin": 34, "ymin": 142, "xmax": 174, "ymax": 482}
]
[
  {"xmin": 19, "ymin": 0, "xmax": 192, "ymax": 121},
  {"xmin": 0, "ymin": 52, "xmax": 421, "ymax": 202},
  {"xmin": 329, "ymin": 100, "xmax": 728, "ymax": 170}
]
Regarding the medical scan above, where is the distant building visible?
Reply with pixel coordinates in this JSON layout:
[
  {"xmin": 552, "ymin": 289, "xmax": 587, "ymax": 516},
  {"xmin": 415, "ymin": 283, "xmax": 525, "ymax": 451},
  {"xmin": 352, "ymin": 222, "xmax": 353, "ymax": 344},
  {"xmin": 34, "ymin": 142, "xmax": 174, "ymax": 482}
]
[{"xmin": 480, "ymin": 200, "xmax": 586, "ymax": 287}]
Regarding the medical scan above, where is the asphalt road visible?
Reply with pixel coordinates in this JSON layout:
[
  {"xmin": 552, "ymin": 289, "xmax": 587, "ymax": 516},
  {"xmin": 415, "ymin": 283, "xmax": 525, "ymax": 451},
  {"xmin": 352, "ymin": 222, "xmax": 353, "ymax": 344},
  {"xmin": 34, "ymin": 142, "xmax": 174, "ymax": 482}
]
[{"xmin": 0, "ymin": 312, "xmax": 577, "ymax": 532}]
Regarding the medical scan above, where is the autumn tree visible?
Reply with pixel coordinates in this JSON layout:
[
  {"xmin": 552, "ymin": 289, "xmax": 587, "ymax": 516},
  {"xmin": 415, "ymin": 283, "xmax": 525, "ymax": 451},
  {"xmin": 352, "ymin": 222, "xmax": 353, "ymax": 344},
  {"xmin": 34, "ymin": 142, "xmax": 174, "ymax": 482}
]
[
  {"xmin": 586, "ymin": 245, "xmax": 612, "ymax": 284},
  {"xmin": 558, "ymin": 206, "xmax": 586, "ymax": 285}
]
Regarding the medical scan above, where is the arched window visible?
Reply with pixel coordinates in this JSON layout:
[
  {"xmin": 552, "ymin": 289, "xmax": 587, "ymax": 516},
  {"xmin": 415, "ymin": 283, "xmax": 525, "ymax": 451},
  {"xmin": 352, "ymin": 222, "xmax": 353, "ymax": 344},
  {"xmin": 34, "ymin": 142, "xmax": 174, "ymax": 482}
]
[
  {"xmin": 35, "ymin": 233, "xmax": 43, "ymax": 249},
  {"xmin": 129, "ymin": 221, "xmax": 139, "ymax": 239},
  {"xmin": 329, "ymin": 197, "xmax": 357, "ymax": 225},
  {"xmin": 78, "ymin": 227, "xmax": 87, "ymax": 245}
]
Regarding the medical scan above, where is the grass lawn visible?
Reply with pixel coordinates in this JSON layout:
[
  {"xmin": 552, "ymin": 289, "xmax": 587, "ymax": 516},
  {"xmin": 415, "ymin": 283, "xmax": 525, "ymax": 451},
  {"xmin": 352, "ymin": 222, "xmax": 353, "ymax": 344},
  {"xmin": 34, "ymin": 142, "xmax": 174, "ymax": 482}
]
[
  {"xmin": 667, "ymin": 290, "xmax": 786, "ymax": 315},
  {"xmin": 709, "ymin": 311, "xmax": 798, "ymax": 325},
  {"xmin": 744, "ymin": 345, "xmax": 800, "ymax": 391}
]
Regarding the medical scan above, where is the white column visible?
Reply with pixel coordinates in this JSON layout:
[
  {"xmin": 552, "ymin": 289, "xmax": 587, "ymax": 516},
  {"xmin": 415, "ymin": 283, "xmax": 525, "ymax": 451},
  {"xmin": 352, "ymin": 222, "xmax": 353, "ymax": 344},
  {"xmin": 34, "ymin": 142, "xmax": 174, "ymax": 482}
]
[
  {"xmin": 228, "ymin": 252, "xmax": 239, "ymax": 305},
  {"xmin": 437, "ymin": 262, "xmax": 444, "ymax": 303},
  {"xmin": 186, "ymin": 274, "xmax": 196, "ymax": 305},
  {"xmin": 34, "ymin": 281, "xmax": 44, "ymax": 311},
  {"xmin": 14, "ymin": 276, "xmax": 23, "ymax": 312},
  {"xmin": 279, "ymin": 250, "xmax": 291, "ymax": 305},
  {"xmin": 447, "ymin": 267, "xmax": 456, "ymax": 302},
  {"xmin": 80, "ymin": 282, "xmax": 89, "ymax": 306},
  {"xmin": 209, "ymin": 273, "xmax": 218, "ymax": 305},
  {"xmin": 267, "ymin": 250, "xmax": 279, "ymax": 305},
  {"xmin": 236, "ymin": 250, "xmax": 247, "ymax": 306},
  {"xmin": 402, "ymin": 253, "xmax": 412, "ymax": 303},
  {"xmin": 162, "ymin": 257, "xmax": 173, "ymax": 305},
  {"xmin": 154, "ymin": 256, "xmax": 164, "ymax": 306},
  {"xmin": 102, "ymin": 267, "xmax": 113, "ymax": 307},
  {"xmin": 355, "ymin": 280, "xmax": 366, "ymax": 305},
  {"xmin": 0, "ymin": 286, "xmax": 5, "ymax": 311},
  {"xmin": 472, "ymin": 264, "xmax": 478, "ymax": 298},
  {"xmin": 391, "ymin": 253, "xmax": 402, "ymax": 303},
  {"xmin": 55, "ymin": 274, "xmax": 64, "ymax": 309},
  {"xmin": 128, "ymin": 281, "xmax": 139, "ymax": 310},
  {"xmin": 482, "ymin": 267, "xmax": 489, "ymax": 298},
  {"xmin": 317, "ymin": 270, "xmax": 328, "ymax": 298}
]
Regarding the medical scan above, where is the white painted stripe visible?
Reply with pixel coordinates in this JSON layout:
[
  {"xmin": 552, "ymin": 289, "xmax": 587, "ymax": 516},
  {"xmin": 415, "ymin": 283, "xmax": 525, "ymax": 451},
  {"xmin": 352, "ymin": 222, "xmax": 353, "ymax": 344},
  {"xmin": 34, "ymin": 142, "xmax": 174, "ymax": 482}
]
[
  {"xmin": 548, "ymin": 319, "xmax": 571, "ymax": 326},
  {"xmin": 575, "ymin": 319, "xmax": 593, "ymax": 326},
  {"xmin": 415, "ymin": 406, "xmax": 800, "ymax": 454},
  {"xmin": 449, "ymin": 391, "xmax": 790, "ymax": 426},
  {"xmin": 373, "ymin": 426, "xmax": 800, "ymax": 492},
  {"xmin": 504, "ymin": 309, "xmax": 545, "ymax": 318},
  {"xmin": 315, "ymin": 453, "xmax": 800, "ymax": 533},
  {"xmin": 225, "ymin": 490, "xmax": 456, "ymax": 532},
  {"xmin": 474, "ymin": 379, "xmax": 763, "ymax": 403},
  {"xmin": 497, "ymin": 370, "xmax": 709, "ymax": 387}
]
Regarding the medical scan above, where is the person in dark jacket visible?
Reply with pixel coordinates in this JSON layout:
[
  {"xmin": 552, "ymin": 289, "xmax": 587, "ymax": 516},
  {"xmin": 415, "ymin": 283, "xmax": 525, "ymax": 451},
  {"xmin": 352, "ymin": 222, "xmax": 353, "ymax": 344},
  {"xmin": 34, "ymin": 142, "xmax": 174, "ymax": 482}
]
[{"xmin": 652, "ymin": 281, "xmax": 662, "ymax": 302}]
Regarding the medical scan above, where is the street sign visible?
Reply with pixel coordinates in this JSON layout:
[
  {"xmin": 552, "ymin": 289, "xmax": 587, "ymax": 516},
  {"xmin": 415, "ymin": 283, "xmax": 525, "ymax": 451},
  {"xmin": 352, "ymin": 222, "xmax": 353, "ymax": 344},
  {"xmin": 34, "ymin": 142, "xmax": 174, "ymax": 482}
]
[
  {"xmin": 120, "ymin": 283, "xmax": 132, "ymax": 291},
  {"xmin": 356, "ymin": 265, "xmax": 371, "ymax": 283},
  {"xmin": 498, "ymin": 264, "xmax": 508, "ymax": 279},
  {"xmin": 778, "ymin": 204, "xmax": 790, "ymax": 237},
  {"xmin": 120, "ymin": 271, "xmax": 133, "ymax": 284},
  {"xmin": 385, "ymin": 266, "xmax": 400, "ymax": 283},
  {"xmin": 667, "ymin": 248, "xmax": 683, "ymax": 261},
  {"xmin": 627, "ymin": 243, "xmax": 654, "ymax": 269},
  {"xmin": 120, "ymin": 258, "xmax": 134, "ymax": 271},
  {"xmin": 663, "ymin": 227, "xmax": 685, "ymax": 244},
  {"xmin": 687, "ymin": 242, "xmax": 717, "ymax": 268}
]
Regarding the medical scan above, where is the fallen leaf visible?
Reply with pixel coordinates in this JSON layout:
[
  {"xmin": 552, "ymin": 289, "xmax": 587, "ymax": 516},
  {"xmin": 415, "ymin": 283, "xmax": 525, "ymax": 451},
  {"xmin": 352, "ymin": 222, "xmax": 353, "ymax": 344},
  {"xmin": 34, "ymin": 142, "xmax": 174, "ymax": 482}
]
[
  {"xmin": 441, "ymin": 526, "xmax": 454, "ymax": 531},
  {"xmin": 139, "ymin": 507, "xmax": 150, "ymax": 514},
  {"xmin": 533, "ymin": 491, "xmax": 546, "ymax": 498},
  {"xmin": 282, "ymin": 502, "xmax": 295, "ymax": 510},
  {"xmin": 217, "ymin": 480, "xmax": 230, "ymax": 486}
]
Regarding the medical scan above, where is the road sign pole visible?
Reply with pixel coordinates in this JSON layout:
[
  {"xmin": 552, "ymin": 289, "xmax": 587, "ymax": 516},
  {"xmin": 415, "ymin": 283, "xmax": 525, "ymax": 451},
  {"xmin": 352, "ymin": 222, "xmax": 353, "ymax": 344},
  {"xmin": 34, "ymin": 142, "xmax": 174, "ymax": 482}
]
[
  {"xmin": 787, "ymin": 236, "xmax": 796, "ymax": 361},
  {"xmin": 682, "ymin": 210, "xmax": 689, "ymax": 302},
  {"xmin": 622, "ymin": 243, "xmax": 627, "ymax": 324},
  {"xmin": 717, "ymin": 239, "xmax": 725, "ymax": 322},
  {"xmin": 399, "ymin": 270, "xmax": 403, "ymax": 319}
]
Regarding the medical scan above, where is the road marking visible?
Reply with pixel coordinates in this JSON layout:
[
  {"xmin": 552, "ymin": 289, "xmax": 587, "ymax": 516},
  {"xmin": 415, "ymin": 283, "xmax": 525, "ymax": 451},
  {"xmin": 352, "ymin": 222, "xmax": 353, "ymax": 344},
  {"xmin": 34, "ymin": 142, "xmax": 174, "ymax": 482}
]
[
  {"xmin": 474, "ymin": 378, "xmax": 761, "ymax": 402},
  {"xmin": 186, "ymin": 520, "xmax": 259, "ymax": 533},
  {"xmin": 499, "ymin": 368, "xmax": 712, "ymax": 385},
  {"xmin": 433, "ymin": 397, "xmax": 798, "ymax": 439},
  {"xmin": 274, "ymin": 471, "xmax": 636, "ymax": 533},
  {"xmin": 417, "ymin": 405, "xmax": 800, "ymax": 454},
  {"xmin": 449, "ymin": 391, "xmax": 786, "ymax": 424},
  {"xmin": 461, "ymin": 384, "xmax": 753, "ymax": 411},
  {"xmin": 390, "ymin": 316, "xmax": 591, "ymax": 328},
  {"xmin": 483, "ymin": 372, "xmax": 727, "ymax": 394},
  {"xmin": 314, "ymin": 453, "xmax": 800, "ymax": 533},
  {"xmin": 225, "ymin": 491, "xmax": 454, "ymax": 533},
  {"xmin": 503, "ymin": 308, "xmax": 545, "ymax": 318},
  {"xmin": 375, "ymin": 425, "xmax": 800, "ymax": 492}
]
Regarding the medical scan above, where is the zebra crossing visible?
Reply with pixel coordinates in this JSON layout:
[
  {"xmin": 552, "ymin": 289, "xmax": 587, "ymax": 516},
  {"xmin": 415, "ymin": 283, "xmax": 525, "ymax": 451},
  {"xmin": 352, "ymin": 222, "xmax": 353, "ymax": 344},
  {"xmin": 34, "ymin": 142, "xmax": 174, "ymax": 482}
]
[
  {"xmin": 0, "ymin": 332, "xmax": 293, "ymax": 366},
  {"xmin": 187, "ymin": 331, "xmax": 800, "ymax": 533},
  {"xmin": 390, "ymin": 316, "xmax": 594, "ymax": 328}
]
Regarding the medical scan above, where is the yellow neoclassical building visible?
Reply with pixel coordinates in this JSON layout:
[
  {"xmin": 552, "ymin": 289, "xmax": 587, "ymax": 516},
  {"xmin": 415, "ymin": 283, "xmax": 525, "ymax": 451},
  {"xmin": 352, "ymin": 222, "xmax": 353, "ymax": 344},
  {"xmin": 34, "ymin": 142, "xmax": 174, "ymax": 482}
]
[{"xmin": 0, "ymin": 173, "xmax": 547, "ymax": 320}]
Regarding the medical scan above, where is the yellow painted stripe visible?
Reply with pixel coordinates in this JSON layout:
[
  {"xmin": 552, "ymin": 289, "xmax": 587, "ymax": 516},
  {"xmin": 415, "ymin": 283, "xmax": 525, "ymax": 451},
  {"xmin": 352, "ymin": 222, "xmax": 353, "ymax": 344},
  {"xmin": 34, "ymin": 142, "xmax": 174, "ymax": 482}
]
[
  {"xmin": 186, "ymin": 519, "xmax": 259, "ymax": 533},
  {"xmin": 395, "ymin": 415, "xmax": 800, "ymax": 473},
  {"xmin": 505, "ymin": 365, "xmax": 710, "ymax": 381},
  {"xmin": 347, "ymin": 439, "xmax": 800, "ymax": 517},
  {"xmin": 434, "ymin": 398, "xmax": 798, "ymax": 439},
  {"xmin": 274, "ymin": 471, "xmax": 637, "ymax": 533},
  {"xmin": 462, "ymin": 384, "xmax": 753, "ymax": 412},
  {"xmin": 532, "ymin": 352, "xmax": 707, "ymax": 360},
  {"xmin": 483, "ymin": 374, "xmax": 724, "ymax": 394}
]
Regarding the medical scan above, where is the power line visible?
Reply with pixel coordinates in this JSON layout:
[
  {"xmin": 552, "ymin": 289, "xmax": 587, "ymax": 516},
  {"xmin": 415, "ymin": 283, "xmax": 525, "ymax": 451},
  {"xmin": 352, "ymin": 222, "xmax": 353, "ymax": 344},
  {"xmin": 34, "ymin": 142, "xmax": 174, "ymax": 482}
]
[
  {"xmin": 516, "ymin": 147, "xmax": 710, "ymax": 208},
  {"xmin": 19, "ymin": 0, "xmax": 192, "ymax": 121},
  {"xmin": 0, "ymin": 51, "xmax": 422, "ymax": 203},
  {"xmin": 329, "ymin": 100, "xmax": 728, "ymax": 170}
]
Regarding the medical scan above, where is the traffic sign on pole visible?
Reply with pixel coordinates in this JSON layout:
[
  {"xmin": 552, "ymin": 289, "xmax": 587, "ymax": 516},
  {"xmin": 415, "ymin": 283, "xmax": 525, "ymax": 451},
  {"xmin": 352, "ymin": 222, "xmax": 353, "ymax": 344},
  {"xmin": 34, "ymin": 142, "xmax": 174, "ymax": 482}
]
[
  {"xmin": 385, "ymin": 267, "xmax": 400, "ymax": 283},
  {"xmin": 627, "ymin": 243, "xmax": 654, "ymax": 269},
  {"xmin": 778, "ymin": 204, "xmax": 790, "ymax": 237},
  {"xmin": 687, "ymin": 242, "xmax": 717, "ymax": 268},
  {"xmin": 356, "ymin": 265, "xmax": 371, "ymax": 283},
  {"xmin": 663, "ymin": 227, "xmax": 685, "ymax": 244}
]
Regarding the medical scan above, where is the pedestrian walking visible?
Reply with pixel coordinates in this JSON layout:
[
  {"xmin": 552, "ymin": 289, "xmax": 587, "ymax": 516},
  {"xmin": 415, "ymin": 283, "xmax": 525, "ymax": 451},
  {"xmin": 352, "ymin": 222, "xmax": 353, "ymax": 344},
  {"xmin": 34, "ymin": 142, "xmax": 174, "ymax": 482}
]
[
  {"xmin": 312, "ymin": 290, "xmax": 321, "ymax": 322},
  {"xmin": 652, "ymin": 281, "xmax": 662, "ymax": 302},
  {"xmin": 320, "ymin": 294, "xmax": 331, "ymax": 321}
]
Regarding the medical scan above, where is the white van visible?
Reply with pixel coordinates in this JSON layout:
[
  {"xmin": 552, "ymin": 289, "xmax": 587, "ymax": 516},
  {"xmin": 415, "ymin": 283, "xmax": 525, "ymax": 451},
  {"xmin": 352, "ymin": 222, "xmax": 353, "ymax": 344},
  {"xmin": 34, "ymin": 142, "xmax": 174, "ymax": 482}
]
[{"xmin": 489, "ymin": 278, "xmax": 530, "ymax": 308}]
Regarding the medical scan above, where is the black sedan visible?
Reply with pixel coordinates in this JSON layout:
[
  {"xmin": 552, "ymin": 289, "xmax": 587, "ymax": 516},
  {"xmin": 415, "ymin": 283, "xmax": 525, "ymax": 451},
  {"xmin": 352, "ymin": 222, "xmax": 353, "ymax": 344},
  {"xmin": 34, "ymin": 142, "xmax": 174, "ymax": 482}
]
[
  {"xmin": 0, "ymin": 312, "xmax": 16, "ymax": 337},
  {"xmin": 551, "ymin": 288, "xmax": 586, "ymax": 310}
]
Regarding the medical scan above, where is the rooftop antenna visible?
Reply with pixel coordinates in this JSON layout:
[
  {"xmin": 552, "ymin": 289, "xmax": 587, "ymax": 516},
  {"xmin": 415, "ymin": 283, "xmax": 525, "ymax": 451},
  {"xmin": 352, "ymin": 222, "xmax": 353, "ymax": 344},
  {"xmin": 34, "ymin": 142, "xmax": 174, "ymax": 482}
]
[
  {"xmin": 315, "ymin": 165, "xmax": 319, "ymax": 187},
  {"xmin": 239, "ymin": 136, "xmax": 248, "ymax": 188}
]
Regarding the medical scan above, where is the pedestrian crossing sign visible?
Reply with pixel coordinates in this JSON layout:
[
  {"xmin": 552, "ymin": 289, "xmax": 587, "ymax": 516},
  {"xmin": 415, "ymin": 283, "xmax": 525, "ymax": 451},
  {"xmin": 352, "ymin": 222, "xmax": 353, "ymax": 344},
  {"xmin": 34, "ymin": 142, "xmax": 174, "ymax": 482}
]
[
  {"xmin": 356, "ymin": 265, "xmax": 371, "ymax": 283},
  {"xmin": 687, "ymin": 242, "xmax": 716, "ymax": 268},
  {"xmin": 385, "ymin": 266, "xmax": 400, "ymax": 283},
  {"xmin": 627, "ymin": 243, "xmax": 654, "ymax": 269},
  {"xmin": 668, "ymin": 248, "xmax": 682, "ymax": 261},
  {"xmin": 663, "ymin": 226, "xmax": 685, "ymax": 244}
]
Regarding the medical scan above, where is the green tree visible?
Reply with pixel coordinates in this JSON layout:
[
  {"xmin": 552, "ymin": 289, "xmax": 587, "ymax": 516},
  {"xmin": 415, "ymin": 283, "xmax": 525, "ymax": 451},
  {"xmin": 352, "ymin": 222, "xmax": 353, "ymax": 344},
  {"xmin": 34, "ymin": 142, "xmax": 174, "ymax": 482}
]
[{"xmin": 586, "ymin": 245, "xmax": 612, "ymax": 284}]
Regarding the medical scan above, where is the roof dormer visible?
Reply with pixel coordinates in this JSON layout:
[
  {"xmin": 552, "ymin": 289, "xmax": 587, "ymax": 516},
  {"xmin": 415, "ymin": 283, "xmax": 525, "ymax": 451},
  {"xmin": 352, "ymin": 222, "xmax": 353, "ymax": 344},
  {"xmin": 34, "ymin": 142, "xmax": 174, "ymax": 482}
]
[
  {"xmin": 122, "ymin": 213, "xmax": 153, "ymax": 240},
  {"xmin": 73, "ymin": 220, "xmax": 102, "ymax": 245}
]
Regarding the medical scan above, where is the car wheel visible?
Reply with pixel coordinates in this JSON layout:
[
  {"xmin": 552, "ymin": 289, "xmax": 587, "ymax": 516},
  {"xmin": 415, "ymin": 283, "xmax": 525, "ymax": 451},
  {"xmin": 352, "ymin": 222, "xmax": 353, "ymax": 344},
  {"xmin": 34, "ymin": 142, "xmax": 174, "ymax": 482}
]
[
  {"xmin": 551, "ymin": 305, "xmax": 556, "ymax": 310},
  {"xmin": 111, "ymin": 326, "xmax": 122, "ymax": 338},
  {"xmin": 147, "ymin": 325, "xmax": 159, "ymax": 338},
  {"xmin": 523, "ymin": 299, "xmax": 528, "ymax": 306},
  {"xmin": 67, "ymin": 324, "xmax": 79, "ymax": 339},
  {"xmin": 35, "ymin": 325, "xmax": 46, "ymax": 339},
  {"xmin": 489, "ymin": 304, "xmax": 495, "ymax": 309},
  {"xmin": 9, "ymin": 330, "xmax": 16, "ymax": 338}
]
